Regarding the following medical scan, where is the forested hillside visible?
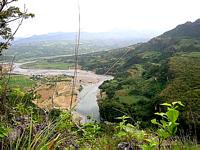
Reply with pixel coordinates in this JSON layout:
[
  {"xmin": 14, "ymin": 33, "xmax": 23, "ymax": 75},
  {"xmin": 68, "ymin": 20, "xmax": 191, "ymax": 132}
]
[
  {"xmin": 24, "ymin": 19, "xmax": 200, "ymax": 133},
  {"xmin": 94, "ymin": 19, "xmax": 200, "ymax": 135},
  {"xmin": 1, "ymin": 0, "xmax": 200, "ymax": 149},
  {"xmin": 20, "ymin": 19, "xmax": 200, "ymax": 136}
]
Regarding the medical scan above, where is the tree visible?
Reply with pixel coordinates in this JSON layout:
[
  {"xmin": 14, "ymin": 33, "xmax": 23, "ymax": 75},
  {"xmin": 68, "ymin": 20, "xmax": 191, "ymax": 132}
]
[{"xmin": 0, "ymin": 0, "xmax": 34, "ymax": 54}]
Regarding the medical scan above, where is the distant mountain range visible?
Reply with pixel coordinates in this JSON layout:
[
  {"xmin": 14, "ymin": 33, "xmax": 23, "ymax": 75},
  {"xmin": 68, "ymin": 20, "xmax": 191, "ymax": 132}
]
[
  {"xmin": 13, "ymin": 31, "xmax": 155, "ymax": 45},
  {"xmin": 2, "ymin": 31, "xmax": 155, "ymax": 61}
]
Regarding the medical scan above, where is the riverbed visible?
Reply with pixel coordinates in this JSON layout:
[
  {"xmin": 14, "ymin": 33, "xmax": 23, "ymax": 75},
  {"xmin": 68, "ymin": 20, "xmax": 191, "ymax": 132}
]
[{"xmin": 12, "ymin": 63, "xmax": 113, "ymax": 122}]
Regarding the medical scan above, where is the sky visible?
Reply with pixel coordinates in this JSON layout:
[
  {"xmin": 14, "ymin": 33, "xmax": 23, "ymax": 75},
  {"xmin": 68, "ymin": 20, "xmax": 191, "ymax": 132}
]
[{"xmin": 14, "ymin": 0, "xmax": 200, "ymax": 37}]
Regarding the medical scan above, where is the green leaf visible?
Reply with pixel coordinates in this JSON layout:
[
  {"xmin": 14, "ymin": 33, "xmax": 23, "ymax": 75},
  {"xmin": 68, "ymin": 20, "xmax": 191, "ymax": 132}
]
[
  {"xmin": 168, "ymin": 123, "xmax": 178, "ymax": 135},
  {"xmin": 161, "ymin": 103, "xmax": 172, "ymax": 107},
  {"xmin": 157, "ymin": 129, "xmax": 170, "ymax": 139},
  {"xmin": 0, "ymin": 125, "xmax": 9, "ymax": 139},
  {"xmin": 116, "ymin": 131, "xmax": 127, "ymax": 137},
  {"xmin": 151, "ymin": 119, "xmax": 159, "ymax": 125},
  {"xmin": 160, "ymin": 120, "xmax": 167, "ymax": 128},
  {"xmin": 125, "ymin": 123, "xmax": 136, "ymax": 133},
  {"xmin": 172, "ymin": 101, "xmax": 184, "ymax": 107},
  {"xmin": 116, "ymin": 116, "xmax": 130, "ymax": 120},
  {"xmin": 155, "ymin": 112, "xmax": 166, "ymax": 117},
  {"xmin": 166, "ymin": 108, "xmax": 179, "ymax": 122}
]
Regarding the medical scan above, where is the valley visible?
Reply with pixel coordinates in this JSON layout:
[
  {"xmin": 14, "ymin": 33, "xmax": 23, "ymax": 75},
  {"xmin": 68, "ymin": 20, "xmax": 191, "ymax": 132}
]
[
  {"xmin": 11, "ymin": 62, "xmax": 113, "ymax": 122},
  {"xmin": 1, "ymin": 0, "xmax": 200, "ymax": 148},
  {"xmin": 2, "ymin": 32, "xmax": 149, "ymax": 61},
  {"xmin": 1, "ymin": 7, "xmax": 200, "ymax": 148},
  {"xmin": 6, "ymin": 20, "xmax": 200, "ymax": 129},
  {"xmin": 22, "ymin": 19, "xmax": 200, "ymax": 135}
]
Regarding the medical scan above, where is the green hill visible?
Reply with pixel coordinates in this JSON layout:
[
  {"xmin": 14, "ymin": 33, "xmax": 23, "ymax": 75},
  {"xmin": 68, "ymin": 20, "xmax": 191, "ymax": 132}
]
[
  {"xmin": 17, "ymin": 19, "xmax": 200, "ymax": 135},
  {"xmin": 95, "ymin": 19, "xmax": 200, "ymax": 135}
]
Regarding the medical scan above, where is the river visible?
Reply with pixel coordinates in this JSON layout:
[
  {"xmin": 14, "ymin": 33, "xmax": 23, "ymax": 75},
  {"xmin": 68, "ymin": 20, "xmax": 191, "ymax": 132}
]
[
  {"xmin": 12, "ymin": 63, "xmax": 113, "ymax": 122},
  {"xmin": 75, "ymin": 76, "xmax": 112, "ymax": 122}
]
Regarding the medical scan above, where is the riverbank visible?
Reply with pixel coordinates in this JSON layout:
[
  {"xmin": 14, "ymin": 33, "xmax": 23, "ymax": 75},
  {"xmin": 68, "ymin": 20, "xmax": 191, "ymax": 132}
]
[{"xmin": 11, "ymin": 63, "xmax": 113, "ymax": 122}]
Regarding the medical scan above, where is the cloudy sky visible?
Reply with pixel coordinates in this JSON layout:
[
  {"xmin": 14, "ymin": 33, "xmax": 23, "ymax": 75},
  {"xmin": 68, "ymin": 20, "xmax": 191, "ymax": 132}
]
[{"xmin": 15, "ymin": 0, "xmax": 200, "ymax": 37}]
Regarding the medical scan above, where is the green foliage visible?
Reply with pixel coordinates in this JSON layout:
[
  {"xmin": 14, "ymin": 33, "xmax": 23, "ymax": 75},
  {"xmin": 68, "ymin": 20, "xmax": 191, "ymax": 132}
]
[
  {"xmin": 0, "ymin": 78, "xmax": 43, "ymax": 124},
  {"xmin": 4, "ymin": 38, "xmax": 136, "ymax": 61},
  {"xmin": 56, "ymin": 112, "xmax": 75, "ymax": 132},
  {"xmin": 141, "ymin": 138, "xmax": 158, "ymax": 150},
  {"xmin": 162, "ymin": 19, "xmax": 200, "ymax": 39},
  {"xmin": 8, "ymin": 75, "xmax": 36, "ymax": 90},
  {"xmin": 1, "ymin": 13, "xmax": 200, "ymax": 149},
  {"xmin": 151, "ymin": 101, "xmax": 184, "ymax": 148},
  {"xmin": 114, "ymin": 116, "xmax": 147, "ymax": 149},
  {"xmin": 0, "ymin": 123, "xmax": 9, "ymax": 140},
  {"xmin": 99, "ymin": 72, "xmax": 162, "ymax": 123},
  {"xmin": 96, "ymin": 23, "xmax": 200, "ymax": 134},
  {"xmin": 160, "ymin": 53, "xmax": 200, "ymax": 129},
  {"xmin": 48, "ymin": 108, "xmax": 62, "ymax": 120},
  {"xmin": 21, "ymin": 60, "xmax": 73, "ymax": 70},
  {"xmin": 0, "ymin": 0, "xmax": 34, "ymax": 53},
  {"xmin": 0, "ymin": 98, "xmax": 197, "ymax": 149},
  {"xmin": 15, "ymin": 103, "xmax": 30, "ymax": 116},
  {"xmin": 80, "ymin": 121, "xmax": 101, "ymax": 142}
]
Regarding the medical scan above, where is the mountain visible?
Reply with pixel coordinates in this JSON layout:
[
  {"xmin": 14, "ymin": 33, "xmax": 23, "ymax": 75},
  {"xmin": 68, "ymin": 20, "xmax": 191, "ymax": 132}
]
[
  {"xmin": 162, "ymin": 19, "xmax": 200, "ymax": 38},
  {"xmin": 136, "ymin": 19, "xmax": 200, "ymax": 54},
  {"xmin": 80, "ymin": 19, "xmax": 200, "ymax": 73},
  {"xmin": 14, "ymin": 31, "xmax": 154, "ymax": 44},
  {"xmin": 83, "ymin": 19, "xmax": 200, "ymax": 134},
  {"xmin": 2, "ymin": 32, "xmax": 151, "ymax": 61}
]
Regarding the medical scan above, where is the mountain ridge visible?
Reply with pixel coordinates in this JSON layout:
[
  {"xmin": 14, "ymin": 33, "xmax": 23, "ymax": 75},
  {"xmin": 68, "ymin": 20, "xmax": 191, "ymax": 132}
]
[
  {"xmin": 89, "ymin": 19, "xmax": 200, "ymax": 135},
  {"xmin": 14, "ymin": 31, "xmax": 154, "ymax": 45},
  {"xmin": 3, "ymin": 32, "xmax": 151, "ymax": 61},
  {"xmin": 161, "ymin": 19, "xmax": 200, "ymax": 38}
]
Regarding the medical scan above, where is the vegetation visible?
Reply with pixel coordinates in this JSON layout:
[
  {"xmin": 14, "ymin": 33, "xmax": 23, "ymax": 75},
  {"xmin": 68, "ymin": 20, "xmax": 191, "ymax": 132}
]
[
  {"xmin": 94, "ymin": 19, "xmax": 200, "ymax": 139},
  {"xmin": 1, "ymin": 90, "xmax": 199, "ymax": 149},
  {"xmin": 25, "ymin": 45, "xmax": 137, "ymax": 74},
  {"xmin": 6, "ymin": 75, "xmax": 36, "ymax": 90},
  {"xmin": 0, "ymin": 0, "xmax": 34, "ymax": 53},
  {"xmin": 21, "ymin": 59, "xmax": 74, "ymax": 70},
  {"xmin": 2, "ymin": 34, "xmax": 143, "ymax": 61},
  {"xmin": 14, "ymin": 19, "xmax": 200, "ymax": 141},
  {"xmin": 0, "ymin": 0, "xmax": 200, "ymax": 148}
]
